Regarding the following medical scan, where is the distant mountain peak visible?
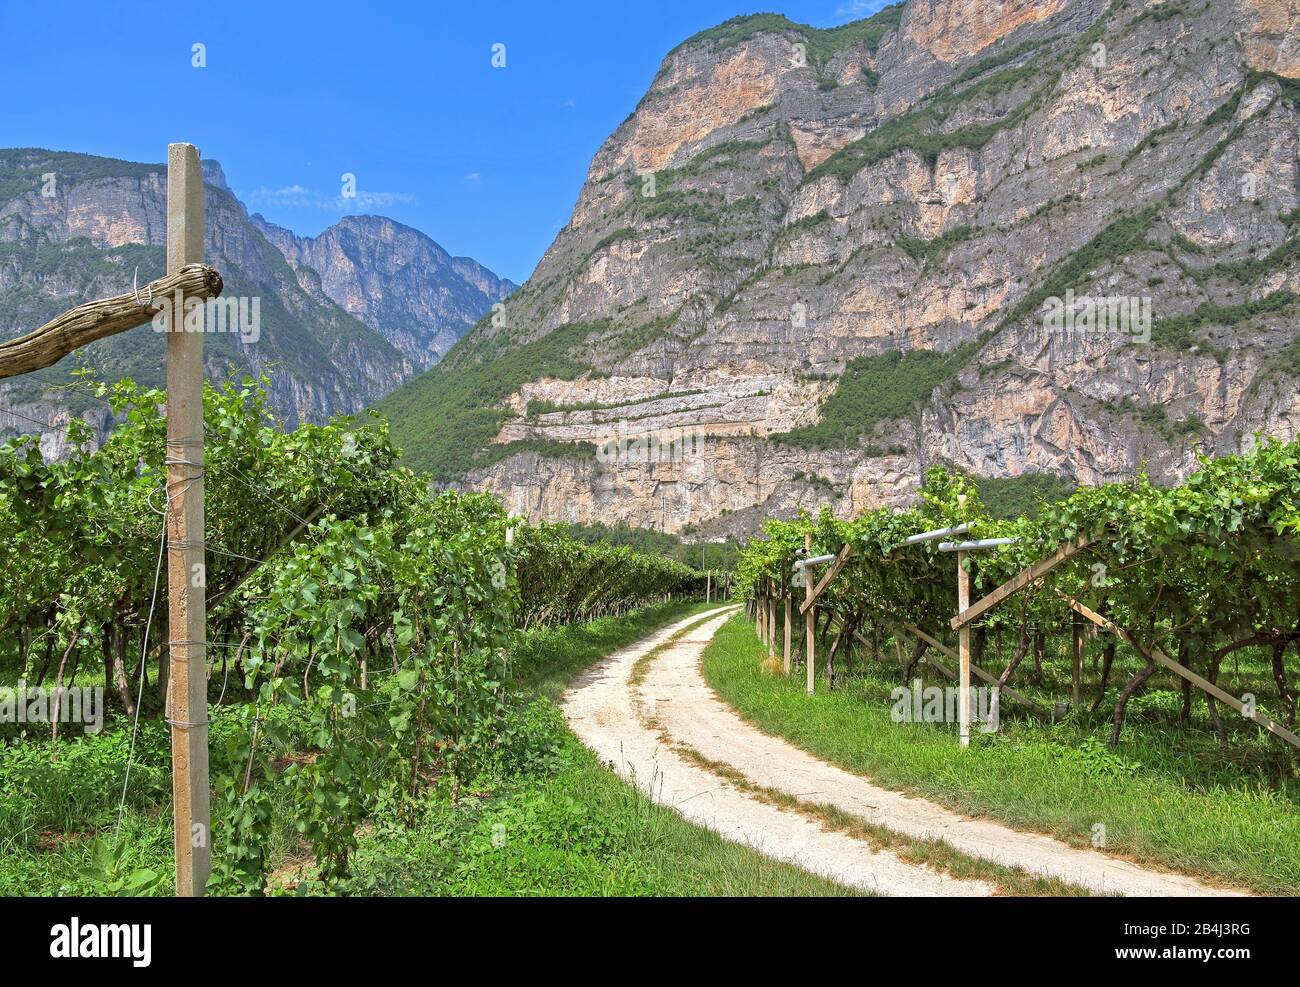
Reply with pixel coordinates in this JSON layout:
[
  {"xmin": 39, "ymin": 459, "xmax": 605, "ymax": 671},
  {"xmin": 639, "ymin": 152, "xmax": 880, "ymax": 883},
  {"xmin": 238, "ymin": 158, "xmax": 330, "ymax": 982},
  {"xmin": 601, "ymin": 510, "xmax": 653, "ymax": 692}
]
[
  {"xmin": 251, "ymin": 212, "xmax": 516, "ymax": 368},
  {"xmin": 201, "ymin": 158, "xmax": 230, "ymax": 191},
  {"xmin": 0, "ymin": 147, "xmax": 513, "ymax": 451}
]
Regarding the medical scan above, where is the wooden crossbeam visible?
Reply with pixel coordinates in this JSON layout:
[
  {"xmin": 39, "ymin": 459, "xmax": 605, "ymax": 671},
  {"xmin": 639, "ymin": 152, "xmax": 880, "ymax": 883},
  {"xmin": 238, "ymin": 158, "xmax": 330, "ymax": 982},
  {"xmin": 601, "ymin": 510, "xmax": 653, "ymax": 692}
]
[
  {"xmin": 799, "ymin": 542, "xmax": 853, "ymax": 615},
  {"xmin": 900, "ymin": 623, "xmax": 1049, "ymax": 719},
  {"xmin": 0, "ymin": 263, "xmax": 223, "ymax": 380},
  {"xmin": 950, "ymin": 536, "xmax": 1088, "ymax": 631},
  {"xmin": 1061, "ymin": 594, "xmax": 1300, "ymax": 751}
]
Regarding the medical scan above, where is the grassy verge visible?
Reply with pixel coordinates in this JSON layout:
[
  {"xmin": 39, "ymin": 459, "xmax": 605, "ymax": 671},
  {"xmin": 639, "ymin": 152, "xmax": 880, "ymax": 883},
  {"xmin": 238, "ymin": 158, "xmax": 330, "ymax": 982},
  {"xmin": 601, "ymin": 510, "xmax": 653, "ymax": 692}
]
[
  {"xmin": 344, "ymin": 706, "xmax": 855, "ymax": 896},
  {"xmin": 511, "ymin": 600, "xmax": 710, "ymax": 700},
  {"xmin": 341, "ymin": 600, "xmax": 857, "ymax": 896},
  {"xmin": 702, "ymin": 613, "xmax": 1300, "ymax": 895}
]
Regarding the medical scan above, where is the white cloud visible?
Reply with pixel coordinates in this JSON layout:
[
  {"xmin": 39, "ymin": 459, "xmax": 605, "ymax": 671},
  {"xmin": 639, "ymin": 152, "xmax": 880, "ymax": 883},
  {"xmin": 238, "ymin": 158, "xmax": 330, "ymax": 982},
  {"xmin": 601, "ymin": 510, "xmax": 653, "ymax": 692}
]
[
  {"xmin": 466, "ymin": 172, "xmax": 482, "ymax": 184},
  {"xmin": 834, "ymin": 0, "xmax": 891, "ymax": 21},
  {"xmin": 246, "ymin": 184, "xmax": 415, "ymax": 211},
  {"xmin": 246, "ymin": 184, "xmax": 315, "ymax": 207},
  {"xmin": 351, "ymin": 190, "xmax": 416, "ymax": 208}
]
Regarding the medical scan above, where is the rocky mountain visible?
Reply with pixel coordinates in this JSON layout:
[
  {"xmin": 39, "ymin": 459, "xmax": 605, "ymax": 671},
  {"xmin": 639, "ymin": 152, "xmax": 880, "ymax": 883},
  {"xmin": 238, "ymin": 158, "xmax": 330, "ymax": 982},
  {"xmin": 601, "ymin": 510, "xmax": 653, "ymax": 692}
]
[
  {"xmin": 378, "ymin": 0, "xmax": 1300, "ymax": 537},
  {"xmin": 253, "ymin": 214, "xmax": 516, "ymax": 368},
  {"xmin": 0, "ymin": 150, "xmax": 511, "ymax": 457}
]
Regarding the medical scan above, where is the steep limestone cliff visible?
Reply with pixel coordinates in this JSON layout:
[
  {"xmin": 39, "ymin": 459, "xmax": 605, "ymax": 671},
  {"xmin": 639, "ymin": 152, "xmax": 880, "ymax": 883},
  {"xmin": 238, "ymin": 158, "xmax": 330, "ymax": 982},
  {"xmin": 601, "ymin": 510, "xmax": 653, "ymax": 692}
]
[{"xmin": 380, "ymin": 0, "xmax": 1300, "ymax": 537}]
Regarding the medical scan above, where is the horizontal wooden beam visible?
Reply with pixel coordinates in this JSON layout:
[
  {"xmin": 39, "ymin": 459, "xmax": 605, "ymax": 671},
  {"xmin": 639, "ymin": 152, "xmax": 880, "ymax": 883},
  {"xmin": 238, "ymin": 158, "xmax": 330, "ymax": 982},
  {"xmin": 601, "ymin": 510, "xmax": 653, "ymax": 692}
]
[
  {"xmin": 1061, "ymin": 594, "xmax": 1300, "ymax": 752},
  {"xmin": 900, "ymin": 623, "xmax": 1049, "ymax": 719},
  {"xmin": 0, "ymin": 263, "xmax": 223, "ymax": 380},
  {"xmin": 799, "ymin": 542, "xmax": 853, "ymax": 615},
  {"xmin": 951, "ymin": 536, "xmax": 1089, "ymax": 631}
]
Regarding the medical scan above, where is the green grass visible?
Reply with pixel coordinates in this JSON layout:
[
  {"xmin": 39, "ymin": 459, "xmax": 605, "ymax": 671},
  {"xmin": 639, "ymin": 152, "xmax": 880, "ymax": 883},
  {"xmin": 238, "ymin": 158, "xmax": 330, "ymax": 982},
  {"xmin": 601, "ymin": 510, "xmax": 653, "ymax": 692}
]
[
  {"xmin": 342, "ymin": 721, "xmax": 857, "ymax": 896},
  {"xmin": 344, "ymin": 600, "xmax": 859, "ymax": 896},
  {"xmin": 702, "ymin": 613, "xmax": 1300, "ymax": 895},
  {"xmin": 511, "ymin": 600, "xmax": 713, "ymax": 700}
]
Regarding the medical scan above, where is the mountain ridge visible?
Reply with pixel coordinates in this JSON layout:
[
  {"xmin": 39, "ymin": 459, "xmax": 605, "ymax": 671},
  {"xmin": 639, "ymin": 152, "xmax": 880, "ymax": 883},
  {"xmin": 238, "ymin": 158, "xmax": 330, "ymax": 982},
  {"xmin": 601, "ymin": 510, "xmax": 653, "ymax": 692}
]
[
  {"xmin": 0, "ymin": 148, "xmax": 512, "ymax": 456},
  {"xmin": 251, "ymin": 212, "xmax": 516, "ymax": 369}
]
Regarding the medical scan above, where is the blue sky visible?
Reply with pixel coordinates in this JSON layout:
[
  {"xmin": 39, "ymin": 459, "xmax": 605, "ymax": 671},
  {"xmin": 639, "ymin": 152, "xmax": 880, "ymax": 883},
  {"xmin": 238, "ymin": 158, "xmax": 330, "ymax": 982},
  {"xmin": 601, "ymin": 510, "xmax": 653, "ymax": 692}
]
[{"xmin": 0, "ymin": 0, "xmax": 892, "ymax": 284}]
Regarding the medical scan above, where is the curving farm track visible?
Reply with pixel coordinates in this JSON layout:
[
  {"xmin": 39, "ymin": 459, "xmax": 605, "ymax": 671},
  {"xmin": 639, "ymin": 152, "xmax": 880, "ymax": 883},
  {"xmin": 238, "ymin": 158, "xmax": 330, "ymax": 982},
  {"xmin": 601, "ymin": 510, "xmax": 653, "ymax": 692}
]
[{"xmin": 562, "ymin": 606, "xmax": 1246, "ymax": 897}]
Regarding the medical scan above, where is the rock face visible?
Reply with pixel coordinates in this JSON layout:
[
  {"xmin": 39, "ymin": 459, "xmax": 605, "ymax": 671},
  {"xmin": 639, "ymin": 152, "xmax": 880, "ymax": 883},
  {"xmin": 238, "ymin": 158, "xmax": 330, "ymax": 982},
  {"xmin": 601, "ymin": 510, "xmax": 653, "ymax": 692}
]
[
  {"xmin": 384, "ymin": 0, "xmax": 1300, "ymax": 537},
  {"xmin": 1243, "ymin": 0, "xmax": 1300, "ymax": 78},
  {"xmin": 901, "ymin": 0, "xmax": 1069, "ymax": 64},
  {"xmin": 0, "ymin": 149, "xmax": 511, "ymax": 451},
  {"xmin": 253, "ymin": 214, "xmax": 515, "ymax": 368}
]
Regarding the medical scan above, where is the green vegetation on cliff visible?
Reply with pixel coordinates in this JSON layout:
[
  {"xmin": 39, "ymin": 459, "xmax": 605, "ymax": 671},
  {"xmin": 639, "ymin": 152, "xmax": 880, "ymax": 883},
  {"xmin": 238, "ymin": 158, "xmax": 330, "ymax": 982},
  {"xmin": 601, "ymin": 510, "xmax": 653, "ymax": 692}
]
[
  {"xmin": 672, "ymin": 5, "xmax": 902, "ymax": 63},
  {"xmin": 377, "ymin": 321, "xmax": 603, "ymax": 481},
  {"xmin": 772, "ymin": 344, "xmax": 977, "ymax": 450}
]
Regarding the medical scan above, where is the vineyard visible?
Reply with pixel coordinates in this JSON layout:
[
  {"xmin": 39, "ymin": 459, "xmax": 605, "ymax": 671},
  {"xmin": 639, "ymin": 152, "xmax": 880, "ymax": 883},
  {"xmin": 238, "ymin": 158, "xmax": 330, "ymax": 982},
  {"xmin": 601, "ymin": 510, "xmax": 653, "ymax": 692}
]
[
  {"xmin": 0, "ymin": 377, "xmax": 713, "ymax": 893},
  {"xmin": 5, "ymin": 376, "xmax": 1299, "ymax": 896},
  {"xmin": 734, "ymin": 438, "xmax": 1300, "ymax": 767},
  {"xmin": 709, "ymin": 442, "xmax": 1300, "ymax": 892}
]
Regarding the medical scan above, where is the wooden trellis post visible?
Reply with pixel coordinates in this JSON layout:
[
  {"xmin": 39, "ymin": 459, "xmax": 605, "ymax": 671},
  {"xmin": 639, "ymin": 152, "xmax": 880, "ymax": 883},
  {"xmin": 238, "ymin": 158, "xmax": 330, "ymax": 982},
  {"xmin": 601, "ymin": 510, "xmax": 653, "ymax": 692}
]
[
  {"xmin": 0, "ymin": 143, "xmax": 220, "ymax": 897},
  {"xmin": 956, "ymin": 550, "xmax": 971, "ymax": 748},
  {"xmin": 804, "ymin": 532, "xmax": 815, "ymax": 695},
  {"xmin": 1071, "ymin": 609, "xmax": 1085, "ymax": 706},
  {"xmin": 941, "ymin": 532, "xmax": 1021, "ymax": 749},
  {"xmin": 165, "ymin": 143, "xmax": 211, "ymax": 896},
  {"xmin": 767, "ymin": 578, "xmax": 776, "ymax": 658},
  {"xmin": 782, "ymin": 577, "xmax": 792, "ymax": 675}
]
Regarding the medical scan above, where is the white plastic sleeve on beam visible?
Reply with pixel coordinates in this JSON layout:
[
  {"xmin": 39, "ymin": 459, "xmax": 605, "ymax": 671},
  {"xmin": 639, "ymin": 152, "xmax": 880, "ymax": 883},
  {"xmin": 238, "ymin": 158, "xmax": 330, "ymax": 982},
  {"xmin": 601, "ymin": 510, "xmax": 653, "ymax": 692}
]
[
  {"xmin": 937, "ymin": 537, "xmax": 1021, "ymax": 552},
  {"xmin": 903, "ymin": 522, "xmax": 971, "ymax": 545},
  {"xmin": 792, "ymin": 553, "xmax": 838, "ymax": 570}
]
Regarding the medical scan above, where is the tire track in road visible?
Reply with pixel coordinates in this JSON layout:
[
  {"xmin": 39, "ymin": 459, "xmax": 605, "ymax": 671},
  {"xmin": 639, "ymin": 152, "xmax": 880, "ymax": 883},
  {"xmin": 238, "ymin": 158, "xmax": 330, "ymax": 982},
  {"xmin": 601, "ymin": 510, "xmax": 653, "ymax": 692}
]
[{"xmin": 563, "ymin": 607, "xmax": 993, "ymax": 896}]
